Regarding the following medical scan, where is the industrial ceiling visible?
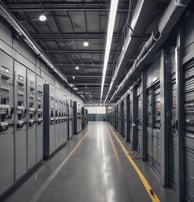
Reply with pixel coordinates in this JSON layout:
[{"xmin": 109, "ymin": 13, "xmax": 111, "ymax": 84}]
[{"xmin": 1, "ymin": 0, "xmax": 170, "ymax": 104}]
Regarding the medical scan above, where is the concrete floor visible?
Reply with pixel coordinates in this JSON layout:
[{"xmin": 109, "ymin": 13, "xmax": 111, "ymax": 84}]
[{"xmin": 4, "ymin": 122, "xmax": 177, "ymax": 202}]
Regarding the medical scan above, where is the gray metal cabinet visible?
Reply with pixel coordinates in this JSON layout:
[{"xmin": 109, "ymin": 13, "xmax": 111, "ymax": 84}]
[
  {"xmin": 137, "ymin": 81, "xmax": 143, "ymax": 155},
  {"xmin": 0, "ymin": 51, "xmax": 14, "ymax": 195},
  {"xmin": 68, "ymin": 99, "xmax": 73, "ymax": 139},
  {"xmin": 120, "ymin": 101, "xmax": 125, "ymax": 137},
  {"xmin": 73, "ymin": 101, "xmax": 82, "ymax": 134},
  {"xmin": 61, "ymin": 93, "xmax": 68, "ymax": 144},
  {"xmin": 146, "ymin": 57, "xmax": 161, "ymax": 177},
  {"xmin": 184, "ymin": 61, "xmax": 194, "ymax": 201},
  {"xmin": 36, "ymin": 76, "xmax": 43, "ymax": 163},
  {"xmin": 43, "ymin": 83, "xmax": 56, "ymax": 159},
  {"xmin": 14, "ymin": 61, "xmax": 27, "ymax": 181},
  {"xmin": 168, "ymin": 47, "xmax": 178, "ymax": 192},
  {"xmin": 27, "ymin": 69, "xmax": 36, "ymax": 170},
  {"xmin": 147, "ymin": 81, "xmax": 161, "ymax": 176}
]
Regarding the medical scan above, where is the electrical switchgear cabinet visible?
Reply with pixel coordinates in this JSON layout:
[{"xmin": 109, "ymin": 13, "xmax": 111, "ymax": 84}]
[{"xmin": 0, "ymin": 51, "xmax": 14, "ymax": 195}]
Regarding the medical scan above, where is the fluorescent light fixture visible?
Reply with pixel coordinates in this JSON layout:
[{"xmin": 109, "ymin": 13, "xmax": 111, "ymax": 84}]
[
  {"xmin": 39, "ymin": 14, "xmax": 47, "ymax": 22},
  {"xmin": 100, "ymin": 0, "xmax": 119, "ymax": 100},
  {"xmin": 72, "ymin": 76, "xmax": 75, "ymax": 79},
  {"xmin": 75, "ymin": 66, "xmax": 79, "ymax": 70},
  {"xmin": 104, "ymin": 0, "xmax": 144, "ymax": 104},
  {"xmin": 83, "ymin": 41, "xmax": 89, "ymax": 47}
]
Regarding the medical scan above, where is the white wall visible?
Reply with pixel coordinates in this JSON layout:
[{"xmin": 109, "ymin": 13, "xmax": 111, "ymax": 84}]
[{"xmin": 86, "ymin": 106, "xmax": 106, "ymax": 114}]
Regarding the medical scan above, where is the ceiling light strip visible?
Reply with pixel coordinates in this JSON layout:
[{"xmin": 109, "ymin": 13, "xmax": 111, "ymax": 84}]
[
  {"xmin": 104, "ymin": 0, "xmax": 145, "ymax": 104},
  {"xmin": 100, "ymin": 0, "xmax": 119, "ymax": 101}
]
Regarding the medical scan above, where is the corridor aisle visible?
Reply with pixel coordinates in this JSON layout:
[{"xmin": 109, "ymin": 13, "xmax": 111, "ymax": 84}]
[{"xmin": 5, "ymin": 122, "xmax": 152, "ymax": 202}]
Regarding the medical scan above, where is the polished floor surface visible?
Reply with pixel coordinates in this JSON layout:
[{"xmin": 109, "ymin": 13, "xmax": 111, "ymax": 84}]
[{"xmin": 4, "ymin": 122, "xmax": 177, "ymax": 202}]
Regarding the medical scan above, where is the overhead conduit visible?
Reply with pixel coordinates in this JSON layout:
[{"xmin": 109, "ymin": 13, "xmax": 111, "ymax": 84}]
[
  {"xmin": 104, "ymin": 0, "xmax": 155, "ymax": 103},
  {"xmin": 108, "ymin": 0, "xmax": 190, "ymax": 104},
  {"xmin": 0, "ymin": 2, "xmax": 83, "ymax": 99}
]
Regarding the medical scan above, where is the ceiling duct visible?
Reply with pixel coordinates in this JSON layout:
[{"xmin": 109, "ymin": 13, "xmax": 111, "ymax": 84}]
[
  {"xmin": 104, "ymin": 0, "xmax": 156, "ymax": 103},
  {"xmin": 108, "ymin": 0, "xmax": 190, "ymax": 103}
]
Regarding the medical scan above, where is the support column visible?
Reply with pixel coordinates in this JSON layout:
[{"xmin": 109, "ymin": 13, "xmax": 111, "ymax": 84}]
[
  {"xmin": 175, "ymin": 27, "xmax": 184, "ymax": 201},
  {"xmin": 141, "ymin": 70, "xmax": 147, "ymax": 160},
  {"xmin": 105, "ymin": 105, "xmax": 108, "ymax": 122},
  {"xmin": 160, "ymin": 49, "xmax": 170, "ymax": 186},
  {"xmin": 132, "ymin": 86, "xmax": 137, "ymax": 150},
  {"xmin": 126, "ymin": 94, "xmax": 130, "ymax": 142}
]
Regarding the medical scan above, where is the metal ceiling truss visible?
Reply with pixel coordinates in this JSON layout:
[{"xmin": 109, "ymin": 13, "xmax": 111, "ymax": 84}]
[
  {"xmin": 31, "ymin": 33, "xmax": 122, "ymax": 40},
  {"xmin": 7, "ymin": 3, "xmax": 129, "ymax": 12},
  {"xmin": 45, "ymin": 50, "xmax": 119, "ymax": 54},
  {"xmin": 55, "ymin": 63, "xmax": 114, "ymax": 67},
  {"xmin": 61, "ymin": 68, "xmax": 103, "ymax": 72},
  {"xmin": 66, "ymin": 75, "xmax": 112, "ymax": 78},
  {"xmin": 73, "ymin": 83, "xmax": 109, "ymax": 86}
]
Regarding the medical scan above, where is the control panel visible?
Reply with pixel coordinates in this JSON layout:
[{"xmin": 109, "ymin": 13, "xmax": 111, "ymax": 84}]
[
  {"xmin": 0, "ymin": 51, "xmax": 14, "ymax": 195},
  {"xmin": 27, "ymin": 71, "xmax": 36, "ymax": 128},
  {"xmin": 15, "ymin": 72, "xmax": 26, "ymax": 129},
  {"xmin": 0, "ymin": 64, "xmax": 13, "ymax": 133},
  {"xmin": 27, "ymin": 70, "xmax": 36, "ymax": 169},
  {"xmin": 36, "ymin": 80, "xmax": 43, "ymax": 126},
  {"xmin": 36, "ymin": 76, "xmax": 43, "ymax": 162},
  {"xmin": 14, "ymin": 62, "xmax": 27, "ymax": 181},
  {"xmin": 153, "ymin": 82, "xmax": 160, "ymax": 129}
]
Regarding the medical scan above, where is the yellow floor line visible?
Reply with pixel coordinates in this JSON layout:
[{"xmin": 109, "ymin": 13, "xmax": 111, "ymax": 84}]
[
  {"xmin": 30, "ymin": 131, "xmax": 89, "ymax": 202},
  {"xmin": 108, "ymin": 124, "xmax": 160, "ymax": 202},
  {"xmin": 107, "ymin": 129, "xmax": 122, "ymax": 168}
]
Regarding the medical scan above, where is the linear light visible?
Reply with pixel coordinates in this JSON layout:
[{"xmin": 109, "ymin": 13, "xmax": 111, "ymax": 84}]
[{"xmin": 100, "ymin": 0, "xmax": 119, "ymax": 101}]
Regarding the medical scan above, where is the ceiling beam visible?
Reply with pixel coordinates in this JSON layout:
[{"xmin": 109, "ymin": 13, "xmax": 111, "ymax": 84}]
[
  {"xmin": 84, "ymin": 102, "xmax": 101, "ymax": 103},
  {"xmin": 56, "ymin": 63, "xmax": 114, "ymax": 67},
  {"xmin": 32, "ymin": 33, "xmax": 121, "ymax": 40},
  {"xmin": 77, "ymin": 88, "xmax": 108, "ymax": 91},
  {"xmin": 83, "ymin": 94, "xmax": 101, "ymax": 96},
  {"xmin": 79, "ymin": 92, "xmax": 101, "ymax": 94},
  {"xmin": 72, "ymin": 83, "xmax": 109, "ymax": 86},
  {"xmin": 77, "ymin": 85, "xmax": 108, "ymax": 91},
  {"xmin": 78, "ymin": 91, "xmax": 105, "ymax": 94},
  {"xmin": 66, "ymin": 75, "xmax": 111, "ymax": 78},
  {"xmin": 7, "ymin": 3, "xmax": 128, "ymax": 12},
  {"xmin": 45, "ymin": 50, "xmax": 119, "ymax": 54},
  {"xmin": 78, "ymin": 85, "xmax": 108, "ymax": 88},
  {"xmin": 69, "ymin": 78, "xmax": 111, "ymax": 82},
  {"xmin": 61, "ymin": 68, "xmax": 103, "ymax": 72}
]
